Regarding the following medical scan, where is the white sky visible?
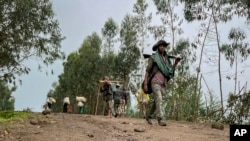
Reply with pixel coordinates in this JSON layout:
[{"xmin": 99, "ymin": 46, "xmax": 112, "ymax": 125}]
[{"xmin": 12, "ymin": 0, "xmax": 250, "ymax": 112}]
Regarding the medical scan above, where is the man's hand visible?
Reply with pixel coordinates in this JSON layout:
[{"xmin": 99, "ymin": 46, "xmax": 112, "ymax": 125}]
[
  {"xmin": 173, "ymin": 57, "xmax": 181, "ymax": 68},
  {"xmin": 143, "ymin": 84, "xmax": 148, "ymax": 93},
  {"xmin": 175, "ymin": 57, "xmax": 181, "ymax": 62}
]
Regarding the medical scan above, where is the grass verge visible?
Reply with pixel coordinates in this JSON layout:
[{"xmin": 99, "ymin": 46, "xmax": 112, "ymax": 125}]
[{"xmin": 0, "ymin": 111, "xmax": 29, "ymax": 123}]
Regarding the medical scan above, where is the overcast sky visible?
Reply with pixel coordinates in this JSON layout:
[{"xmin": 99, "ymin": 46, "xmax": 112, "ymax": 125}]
[{"xmin": 12, "ymin": 0, "xmax": 250, "ymax": 112}]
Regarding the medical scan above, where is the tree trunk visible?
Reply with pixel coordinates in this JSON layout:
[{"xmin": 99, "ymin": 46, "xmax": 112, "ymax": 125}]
[{"xmin": 213, "ymin": 10, "xmax": 224, "ymax": 117}]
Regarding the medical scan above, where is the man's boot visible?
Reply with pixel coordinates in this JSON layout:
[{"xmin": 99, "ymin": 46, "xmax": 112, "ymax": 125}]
[
  {"xmin": 157, "ymin": 117, "xmax": 167, "ymax": 126},
  {"xmin": 146, "ymin": 116, "xmax": 153, "ymax": 125}
]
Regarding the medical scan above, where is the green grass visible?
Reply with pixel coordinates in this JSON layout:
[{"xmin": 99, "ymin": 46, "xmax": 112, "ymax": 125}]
[{"xmin": 0, "ymin": 111, "xmax": 29, "ymax": 122}]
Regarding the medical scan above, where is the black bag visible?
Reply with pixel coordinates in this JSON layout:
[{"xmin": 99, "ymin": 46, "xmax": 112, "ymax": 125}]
[
  {"xmin": 142, "ymin": 79, "xmax": 153, "ymax": 94},
  {"xmin": 142, "ymin": 62, "xmax": 155, "ymax": 94}
]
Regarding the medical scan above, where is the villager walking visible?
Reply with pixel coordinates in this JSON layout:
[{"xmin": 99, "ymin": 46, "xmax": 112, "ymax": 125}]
[
  {"xmin": 113, "ymin": 84, "xmax": 121, "ymax": 117},
  {"xmin": 100, "ymin": 76, "xmax": 114, "ymax": 118},
  {"xmin": 63, "ymin": 97, "xmax": 70, "ymax": 113},
  {"xmin": 47, "ymin": 95, "xmax": 56, "ymax": 111},
  {"xmin": 76, "ymin": 96, "xmax": 87, "ymax": 114},
  {"xmin": 120, "ymin": 88, "xmax": 128, "ymax": 116}
]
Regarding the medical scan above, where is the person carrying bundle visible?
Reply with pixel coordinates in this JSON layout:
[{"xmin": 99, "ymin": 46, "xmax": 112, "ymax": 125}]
[
  {"xmin": 100, "ymin": 76, "xmax": 114, "ymax": 118},
  {"xmin": 63, "ymin": 97, "xmax": 70, "ymax": 113},
  {"xmin": 47, "ymin": 95, "xmax": 56, "ymax": 111},
  {"xmin": 76, "ymin": 96, "xmax": 87, "ymax": 114}
]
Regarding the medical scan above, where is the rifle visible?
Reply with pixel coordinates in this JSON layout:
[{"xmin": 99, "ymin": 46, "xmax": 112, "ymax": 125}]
[
  {"xmin": 98, "ymin": 80, "xmax": 124, "ymax": 83},
  {"xmin": 143, "ymin": 53, "xmax": 182, "ymax": 60}
]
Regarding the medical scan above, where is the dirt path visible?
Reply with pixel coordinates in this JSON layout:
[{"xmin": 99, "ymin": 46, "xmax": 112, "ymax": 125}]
[{"xmin": 0, "ymin": 113, "xmax": 229, "ymax": 141}]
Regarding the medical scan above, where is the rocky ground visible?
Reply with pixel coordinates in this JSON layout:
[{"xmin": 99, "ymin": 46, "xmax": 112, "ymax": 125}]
[{"xmin": 0, "ymin": 112, "xmax": 229, "ymax": 141}]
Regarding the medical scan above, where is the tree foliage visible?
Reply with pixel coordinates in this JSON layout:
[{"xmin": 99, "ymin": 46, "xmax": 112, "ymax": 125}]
[
  {"xmin": 0, "ymin": 0, "xmax": 65, "ymax": 84},
  {"xmin": 50, "ymin": 32, "xmax": 103, "ymax": 114},
  {"xmin": 221, "ymin": 28, "xmax": 250, "ymax": 67},
  {"xmin": 42, "ymin": 0, "xmax": 250, "ymax": 124},
  {"xmin": 132, "ymin": 0, "xmax": 152, "ymax": 87},
  {"xmin": 226, "ymin": 91, "xmax": 250, "ymax": 124},
  {"xmin": 0, "ymin": 80, "xmax": 15, "ymax": 111},
  {"xmin": 101, "ymin": 18, "xmax": 119, "ymax": 55},
  {"xmin": 118, "ymin": 14, "xmax": 140, "ymax": 84}
]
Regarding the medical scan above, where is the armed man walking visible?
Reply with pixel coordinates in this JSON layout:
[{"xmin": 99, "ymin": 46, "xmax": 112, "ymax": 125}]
[{"xmin": 143, "ymin": 40, "xmax": 181, "ymax": 126}]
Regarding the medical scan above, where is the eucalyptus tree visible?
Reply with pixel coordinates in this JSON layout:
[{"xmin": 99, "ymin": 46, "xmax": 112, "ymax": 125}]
[
  {"xmin": 221, "ymin": 28, "xmax": 250, "ymax": 95},
  {"xmin": 132, "ymin": 0, "xmax": 152, "ymax": 87},
  {"xmin": 49, "ymin": 32, "xmax": 103, "ymax": 114},
  {"xmin": 101, "ymin": 18, "xmax": 119, "ymax": 55},
  {"xmin": 150, "ymin": 0, "xmax": 184, "ymax": 51},
  {"xmin": 181, "ymin": 0, "xmax": 250, "ymax": 20},
  {"xmin": 101, "ymin": 18, "xmax": 119, "ymax": 79},
  {"xmin": 116, "ymin": 14, "xmax": 140, "ymax": 107},
  {"xmin": 180, "ymin": 0, "xmax": 237, "ymax": 119},
  {"xmin": 0, "ymin": 0, "xmax": 65, "ymax": 84},
  {"xmin": 189, "ymin": 6, "xmax": 216, "ymax": 120},
  {"xmin": 220, "ymin": 28, "xmax": 250, "ymax": 122},
  {"xmin": 165, "ymin": 39, "xmax": 198, "ymax": 120},
  {"xmin": 0, "ymin": 80, "xmax": 16, "ymax": 111},
  {"xmin": 226, "ymin": 90, "xmax": 250, "ymax": 124},
  {"xmin": 117, "ymin": 14, "xmax": 140, "ymax": 85}
]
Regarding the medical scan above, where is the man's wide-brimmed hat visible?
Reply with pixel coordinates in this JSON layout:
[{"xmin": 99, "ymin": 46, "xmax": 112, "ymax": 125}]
[{"xmin": 152, "ymin": 40, "xmax": 170, "ymax": 51}]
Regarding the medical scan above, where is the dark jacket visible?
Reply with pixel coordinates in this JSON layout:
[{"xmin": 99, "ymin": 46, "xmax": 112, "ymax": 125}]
[
  {"xmin": 120, "ymin": 90, "xmax": 128, "ymax": 103},
  {"xmin": 113, "ymin": 89, "xmax": 121, "ymax": 101},
  {"xmin": 100, "ymin": 83, "xmax": 113, "ymax": 101}
]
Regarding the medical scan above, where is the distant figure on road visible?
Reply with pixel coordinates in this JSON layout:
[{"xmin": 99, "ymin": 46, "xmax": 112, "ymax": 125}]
[
  {"xmin": 113, "ymin": 84, "xmax": 121, "ymax": 117},
  {"xmin": 76, "ymin": 96, "xmax": 87, "ymax": 114},
  {"xmin": 63, "ymin": 97, "xmax": 70, "ymax": 113},
  {"xmin": 47, "ymin": 95, "xmax": 56, "ymax": 111},
  {"xmin": 120, "ymin": 88, "xmax": 128, "ymax": 116}
]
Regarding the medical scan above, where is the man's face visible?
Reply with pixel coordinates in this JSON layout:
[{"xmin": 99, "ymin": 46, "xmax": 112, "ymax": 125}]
[
  {"xmin": 158, "ymin": 44, "xmax": 167, "ymax": 53},
  {"xmin": 103, "ymin": 76, "xmax": 108, "ymax": 81}
]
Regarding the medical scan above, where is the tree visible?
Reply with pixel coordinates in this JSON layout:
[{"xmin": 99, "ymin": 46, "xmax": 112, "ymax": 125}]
[
  {"xmin": 0, "ymin": 80, "xmax": 16, "ymax": 111},
  {"xmin": 181, "ymin": 0, "xmax": 250, "ymax": 22},
  {"xmin": 101, "ymin": 18, "xmax": 119, "ymax": 78},
  {"xmin": 132, "ymin": 0, "xmax": 152, "ymax": 87},
  {"xmin": 150, "ymin": 0, "xmax": 184, "ymax": 51},
  {"xmin": 101, "ymin": 18, "xmax": 119, "ymax": 55},
  {"xmin": 116, "ymin": 14, "xmax": 140, "ymax": 108},
  {"xmin": 0, "ymin": 0, "xmax": 65, "ymax": 84},
  {"xmin": 226, "ymin": 90, "xmax": 250, "ymax": 124},
  {"xmin": 221, "ymin": 28, "xmax": 250, "ymax": 95},
  {"xmin": 167, "ymin": 39, "xmax": 197, "ymax": 120},
  {"xmin": 118, "ymin": 15, "xmax": 140, "ymax": 85},
  {"xmin": 49, "ymin": 32, "xmax": 103, "ymax": 114}
]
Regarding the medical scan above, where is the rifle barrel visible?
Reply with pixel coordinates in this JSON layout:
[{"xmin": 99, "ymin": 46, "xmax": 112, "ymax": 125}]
[{"xmin": 98, "ymin": 80, "xmax": 124, "ymax": 83}]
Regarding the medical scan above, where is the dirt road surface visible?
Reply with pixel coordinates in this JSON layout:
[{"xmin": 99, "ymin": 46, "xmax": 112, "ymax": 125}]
[{"xmin": 0, "ymin": 113, "xmax": 229, "ymax": 141}]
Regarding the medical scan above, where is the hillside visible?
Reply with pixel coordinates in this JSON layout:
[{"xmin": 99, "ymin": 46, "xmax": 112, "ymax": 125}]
[{"xmin": 0, "ymin": 112, "xmax": 229, "ymax": 141}]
